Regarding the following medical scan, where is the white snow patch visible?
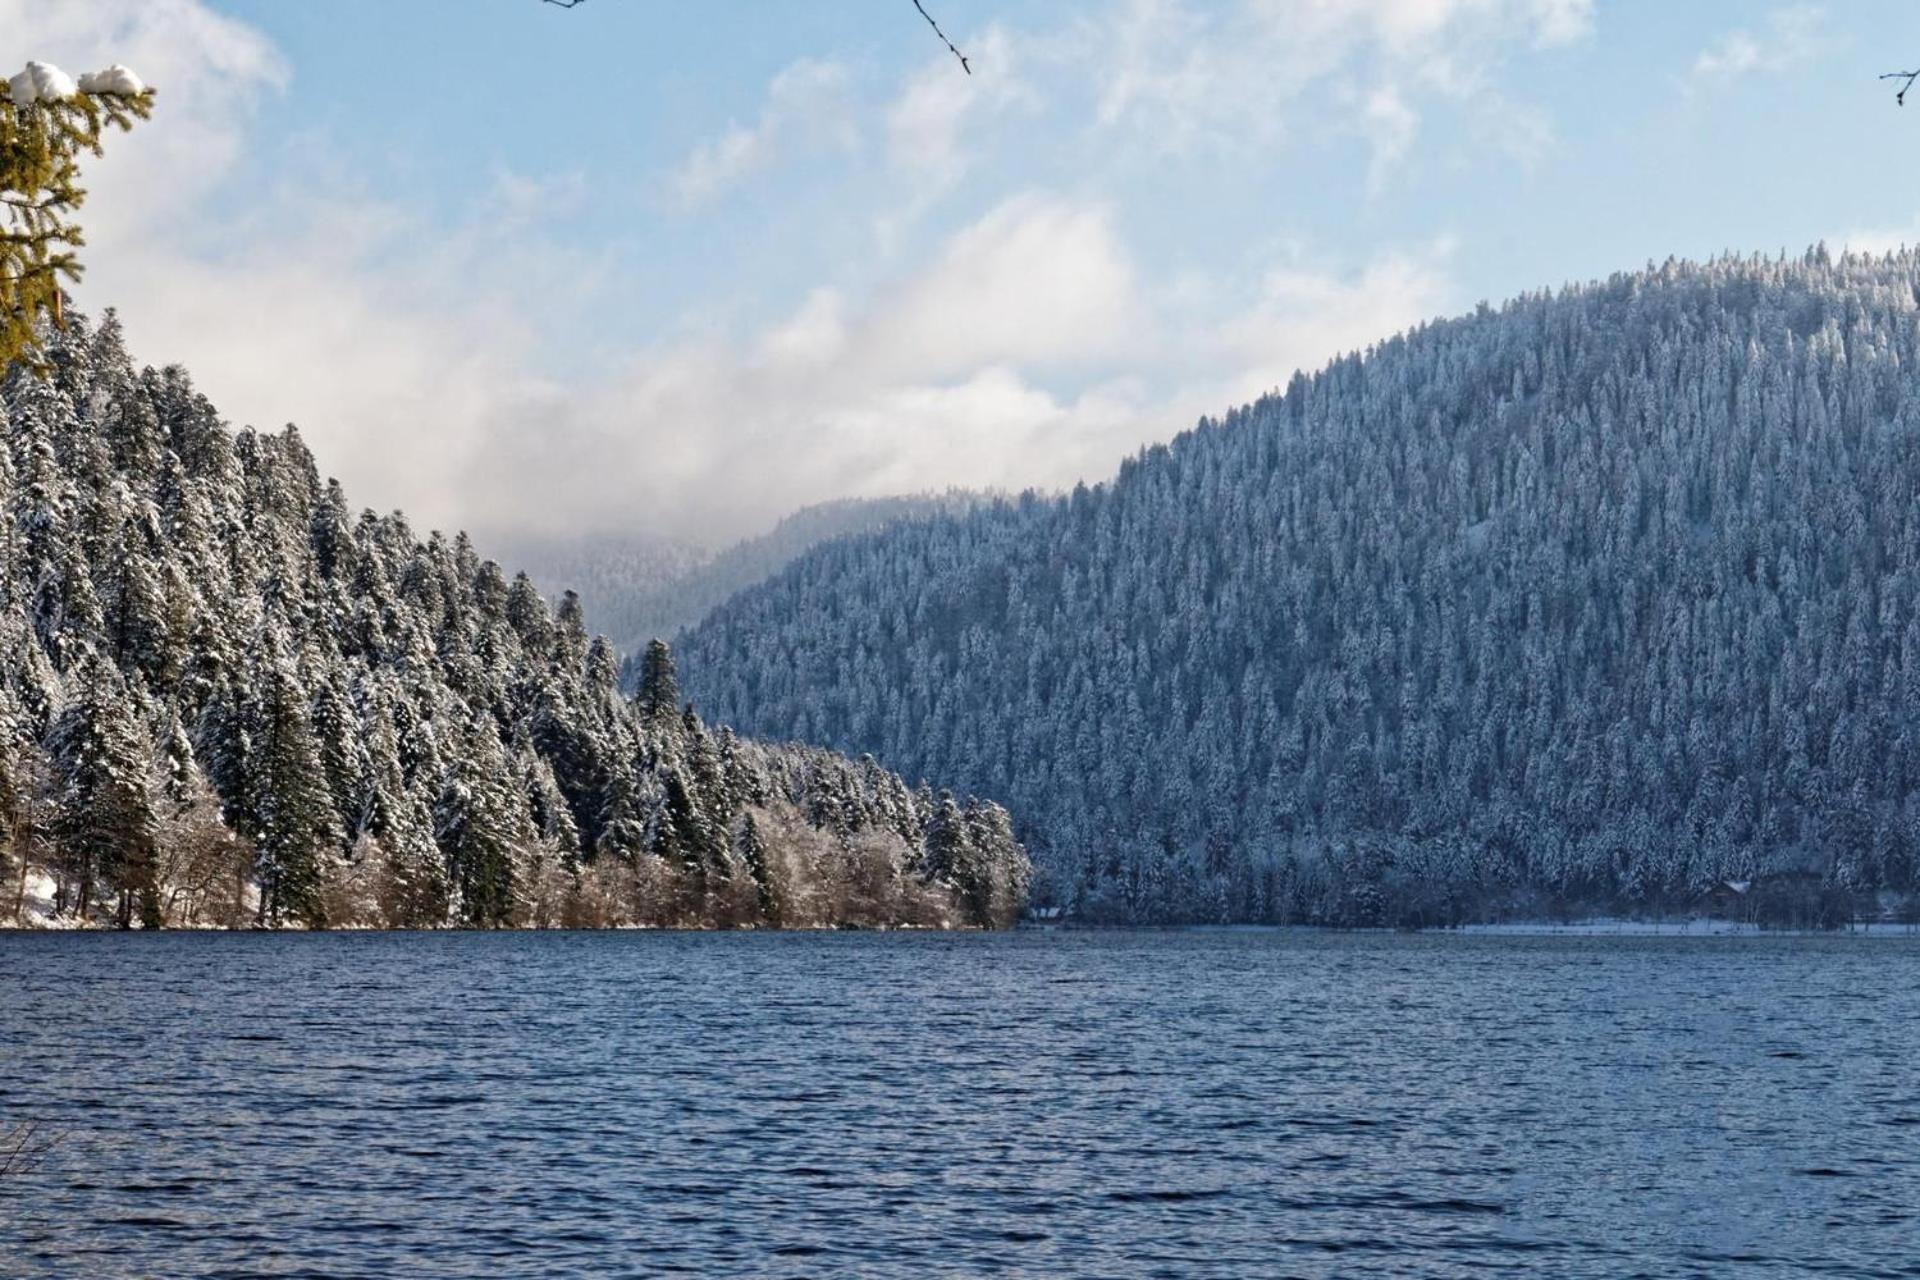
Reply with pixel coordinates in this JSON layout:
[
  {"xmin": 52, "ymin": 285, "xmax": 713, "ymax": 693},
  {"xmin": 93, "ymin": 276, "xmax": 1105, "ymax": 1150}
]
[
  {"xmin": 77, "ymin": 65, "xmax": 145, "ymax": 96},
  {"xmin": 7, "ymin": 61, "xmax": 79, "ymax": 104},
  {"xmin": 5, "ymin": 866, "xmax": 87, "ymax": 930}
]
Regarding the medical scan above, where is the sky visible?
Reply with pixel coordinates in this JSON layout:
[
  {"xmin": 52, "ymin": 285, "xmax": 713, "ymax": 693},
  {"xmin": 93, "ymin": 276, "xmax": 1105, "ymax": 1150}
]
[{"xmin": 9, "ymin": 0, "xmax": 1920, "ymax": 551}]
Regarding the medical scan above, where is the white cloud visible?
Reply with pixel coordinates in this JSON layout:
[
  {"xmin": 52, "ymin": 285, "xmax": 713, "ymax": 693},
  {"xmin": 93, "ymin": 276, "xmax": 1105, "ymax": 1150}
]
[
  {"xmin": 461, "ymin": 195, "xmax": 1168, "ymax": 539},
  {"xmin": 454, "ymin": 205, "xmax": 1457, "ymax": 543},
  {"xmin": 4, "ymin": 2, "xmax": 630, "ymax": 540},
  {"xmin": 1362, "ymin": 85, "xmax": 1420, "ymax": 187},
  {"xmin": 1212, "ymin": 240, "xmax": 1457, "ymax": 403},
  {"xmin": 1520, "ymin": 0, "xmax": 1596, "ymax": 48},
  {"xmin": 755, "ymin": 288, "xmax": 849, "ymax": 368},
  {"xmin": 1086, "ymin": 0, "xmax": 1592, "ymax": 173},
  {"xmin": 669, "ymin": 59, "xmax": 855, "ymax": 207},
  {"xmin": 886, "ymin": 26, "xmax": 1033, "ymax": 194},
  {"xmin": 0, "ymin": 0, "xmax": 287, "ymax": 243},
  {"xmin": 866, "ymin": 196, "xmax": 1146, "ymax": 380},
  {"xmin": 14, "ymin": 0, "xmax": 1474, "ymax": 555},
  {"xmin": 1691, "ymin": 5, "xmax": 1828, "ymax": 84},
  {"xmin": 1835, "ymin": 221, "xmax": 1920, "ymax": 257}
]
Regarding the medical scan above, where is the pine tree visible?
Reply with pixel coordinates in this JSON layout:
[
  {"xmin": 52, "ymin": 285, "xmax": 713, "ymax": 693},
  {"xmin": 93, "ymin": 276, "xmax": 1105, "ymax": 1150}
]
[
  {"xmin": 593, "ymin": 764, "xmax": 650, "ymax": 864},
  {"xmin": 635, "ymin": 638, "xmax": 680, "ymax": 726},
  {"xmin": 310, "ymin": 675, "xmax": 367, "ymax": 845},
  {"xmin": 1, "ymin": 69, "xmax": 153, "ymax": 369},
  {"xmin": 521, "ymin": 749, "xmax": 583, "ymax": 870},
  {"xmin": 249, "ymin": 656, "xmax": 340, "ymax": 927},
  {"xmin": 49, "ymin": 650, "xmax": 158, "ymax": 926},
  {"xmin": 658, "ymin": 765, "xmax": 720, "ymax": 897},
  {"xmin": 362, "ymin": 691, "xmax": 446, "ymax": 926},
  {"xmin": 735, "ymin": 809, "xmax": 780, "ymax": 925},
  {"xmin": 923, "ymin": 790, "xmax": 969, "ymax": 889},
  {"xmin": 435, "ymin": 713, "xmax": 532, "ymax": 928}
]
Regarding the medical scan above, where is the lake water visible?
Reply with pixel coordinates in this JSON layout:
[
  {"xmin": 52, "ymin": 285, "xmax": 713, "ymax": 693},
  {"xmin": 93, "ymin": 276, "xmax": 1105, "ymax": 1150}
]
[{"xmin": 2, "ymin": 929, "xmax": 1918, "ymax": 1278}]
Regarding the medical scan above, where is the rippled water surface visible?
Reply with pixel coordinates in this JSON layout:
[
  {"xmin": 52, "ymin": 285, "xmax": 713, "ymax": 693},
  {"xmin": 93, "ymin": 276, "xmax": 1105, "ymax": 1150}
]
[{"xmin": 3, "ymin": 930, "xmax": 1920, "ymax": 1278}]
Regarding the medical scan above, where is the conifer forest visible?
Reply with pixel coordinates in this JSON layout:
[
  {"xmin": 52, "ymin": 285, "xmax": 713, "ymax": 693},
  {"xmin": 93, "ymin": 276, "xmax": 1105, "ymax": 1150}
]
[
  {"xmin": 0, "ymin": 315, "xmax": 1028, "ymax": 929},
  {"xmin": 680, "ymin": 253, "xmax": 1920, "ymax": 926}
]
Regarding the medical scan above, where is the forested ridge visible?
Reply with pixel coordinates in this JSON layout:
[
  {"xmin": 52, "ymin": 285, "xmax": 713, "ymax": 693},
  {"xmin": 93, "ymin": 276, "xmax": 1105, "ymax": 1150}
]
[
  {"xmin": 502, "ymin": 492, "xmax": 981, "ymax": 661},
  {"xmin": 0, "ymin": 311, "xmax": 1028, "ymax": 930},
  {"xmin": 681, "ymin": 250, "xmax": 1920, "ymax": 926}
]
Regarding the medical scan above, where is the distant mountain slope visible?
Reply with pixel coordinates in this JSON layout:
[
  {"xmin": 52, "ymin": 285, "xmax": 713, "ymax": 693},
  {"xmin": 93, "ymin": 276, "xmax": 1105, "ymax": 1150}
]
[
  {"xmin": 0, "ymin": 313, "xmax": 1026, "ymax": 929},
  {"xmin": 498, "ymin": 530, "xmax": 708, "ymax": 650},
  {"xmin": 503, "ymin": 493, "xmax": 983, "ymax": 659},
  {"xmin": 680, "ymin": 250, "xmax": 1920, "ymax": 925}
]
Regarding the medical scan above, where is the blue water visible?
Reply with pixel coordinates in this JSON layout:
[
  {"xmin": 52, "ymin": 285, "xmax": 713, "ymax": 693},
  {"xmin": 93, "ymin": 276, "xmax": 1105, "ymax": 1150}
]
[{"xmin": 2, "ymin": 929, "xmax": 1918, "ymax": 1278}]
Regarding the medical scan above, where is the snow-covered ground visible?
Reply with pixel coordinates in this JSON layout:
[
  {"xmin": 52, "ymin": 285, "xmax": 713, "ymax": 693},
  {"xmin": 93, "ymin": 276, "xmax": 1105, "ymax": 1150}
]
[
  {"xmin": 3, "ymin": 866, "xmax": 89, "ymax": 930},
  {"xmin": 1, "ymin": 863, "xmax": 271, "ymax": 930}
]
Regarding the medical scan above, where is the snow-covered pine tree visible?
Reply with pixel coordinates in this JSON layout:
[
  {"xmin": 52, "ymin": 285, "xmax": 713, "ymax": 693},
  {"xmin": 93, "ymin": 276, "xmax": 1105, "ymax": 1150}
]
[
  {"xmin": 734, "ymin": 808, "xmax": 779, "ymax": 925},
  {"xmin": 635, "ymin": 638, "xmax": 679, "ymax": 726},
  {"xmin": 248, "ymin": 651, "xmax": 341, "ymax": 928},
  {"xmin": 435, "ymin": 710, "xmax": 534, "ymax": 927},
  {"xmin": 1, "ymin": 63, "xmax": 152, "ymax": 368},
  {"xmin": 49, "ymin": 647, "xmax": 157, "ymax": 927}
]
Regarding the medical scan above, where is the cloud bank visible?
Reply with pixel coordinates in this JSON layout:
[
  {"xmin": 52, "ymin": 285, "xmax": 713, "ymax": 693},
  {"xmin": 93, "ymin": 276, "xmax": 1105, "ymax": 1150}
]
[{"xmin": 13, "ymin": 0, "xmax": 1588, "ymax": 550}]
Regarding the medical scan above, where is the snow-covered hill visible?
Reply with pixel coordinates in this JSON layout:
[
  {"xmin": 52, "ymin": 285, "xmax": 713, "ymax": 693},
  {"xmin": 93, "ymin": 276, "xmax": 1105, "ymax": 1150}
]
[
  {"xmin": 0, "ymin": 313, "xmax": 1027, "ymax": 929},
  {"xmin": 679, "ymin": 250, "xmax": 1920, "ymax": 926}
]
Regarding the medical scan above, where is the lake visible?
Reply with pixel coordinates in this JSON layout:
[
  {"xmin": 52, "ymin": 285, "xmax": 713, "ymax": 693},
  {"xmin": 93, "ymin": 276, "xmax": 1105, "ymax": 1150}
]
[{"xmin": 2, "ymin": 929, "xmax": 1918, "ymax": 1278}]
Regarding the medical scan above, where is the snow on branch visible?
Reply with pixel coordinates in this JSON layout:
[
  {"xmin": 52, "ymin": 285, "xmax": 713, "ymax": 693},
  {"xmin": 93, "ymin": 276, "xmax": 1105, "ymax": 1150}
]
[
  {"xmin": 5, "ymin": 60, "xmax": 148, "ymax": 104},
  {"xmin": 2, "ymin": 60, "xmax": 155, "ymax": 362}
]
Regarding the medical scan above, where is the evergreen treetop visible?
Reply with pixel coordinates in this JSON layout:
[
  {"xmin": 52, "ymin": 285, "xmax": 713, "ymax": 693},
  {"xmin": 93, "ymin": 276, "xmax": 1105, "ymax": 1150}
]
[
  {"xmin": 2, "ymin": 64, "xmax": 153, "ymax": 370},
  {"xmin": 635, "ymin": 638, "xmax": 680, "ymax": 724}
]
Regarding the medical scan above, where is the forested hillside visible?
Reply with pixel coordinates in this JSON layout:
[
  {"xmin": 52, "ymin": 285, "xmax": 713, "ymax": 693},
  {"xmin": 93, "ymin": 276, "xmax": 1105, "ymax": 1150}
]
[
  {"xmin": 681, "ymin": 250, "xmax": 1920, "ymax": 925},
  {"xmin": 498, "ymin": 530, "xmax": 707, "ymax": 654},
  {"xmin": 0, "ymin": 312, "xmax": 1027, "ymax": 930},
  {"xmin": 502, "ymin": 494, "xmax": 981, "ymax": 660}
]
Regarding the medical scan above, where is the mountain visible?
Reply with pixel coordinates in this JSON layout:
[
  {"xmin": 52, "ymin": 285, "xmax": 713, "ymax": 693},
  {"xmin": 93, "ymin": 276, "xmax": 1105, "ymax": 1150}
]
[
  {"xmin": 497, "ymin": 529, "xmax": 708, "ymax": 653},
  {"xmin": 500, "ymin": 493, "xmax": 983, "ymax": 659},
  {"xmin": 0, "ymin": 311, "xmax": 1027, "ymax": 930},
  {"xmin": 679, "ymin": 249, "xmax": 1920, "ymax": 926}
]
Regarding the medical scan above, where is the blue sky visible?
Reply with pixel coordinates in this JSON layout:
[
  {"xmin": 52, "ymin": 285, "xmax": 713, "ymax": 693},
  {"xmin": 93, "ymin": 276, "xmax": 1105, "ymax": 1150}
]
[{"xmin": 14, "ymin": 1, "xmax": 1920, "ymax": 546}]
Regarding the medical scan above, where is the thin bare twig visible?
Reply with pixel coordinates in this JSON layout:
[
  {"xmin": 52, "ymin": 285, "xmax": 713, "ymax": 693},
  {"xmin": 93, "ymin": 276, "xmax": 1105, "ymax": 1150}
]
[
  {"xmin": 912, "ymin": 0, "xmax": 971, "ymax": 74},
  {"xmin": 538, "ymin": 0, "xmax": 972, "ymax": 74},
  {"xmin": 1882, "ymin": 69, "xmax": 1920, "ymax": 105}
]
